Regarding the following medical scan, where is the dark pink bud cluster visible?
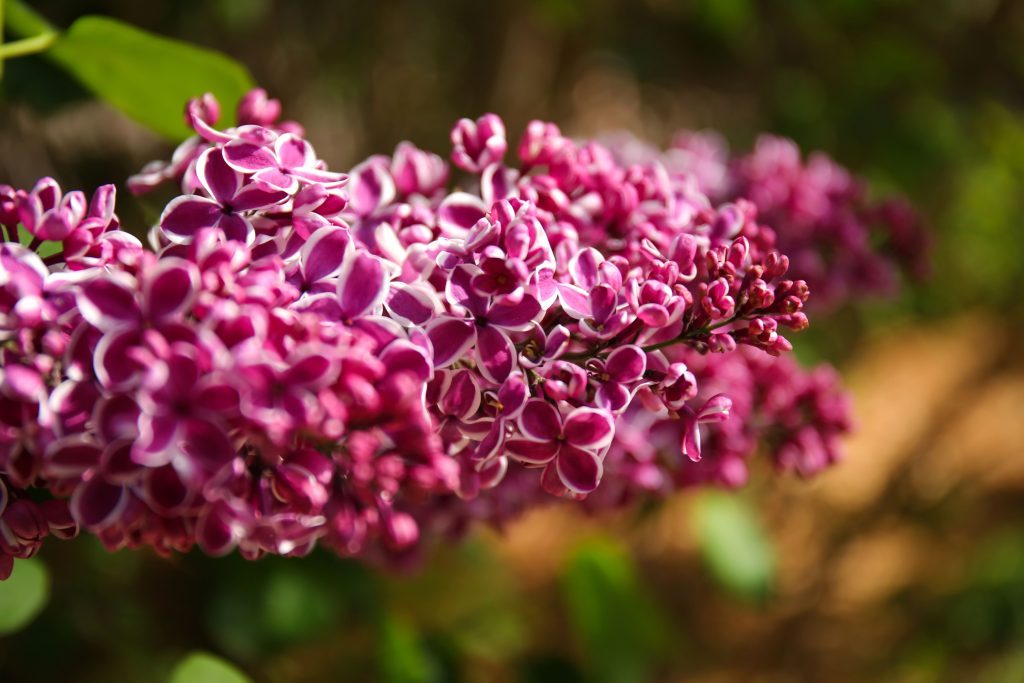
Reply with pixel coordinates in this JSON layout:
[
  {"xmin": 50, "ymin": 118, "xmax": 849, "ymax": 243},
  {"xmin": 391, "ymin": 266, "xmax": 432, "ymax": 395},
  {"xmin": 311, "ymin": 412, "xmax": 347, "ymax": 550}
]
[
  {"xmin": 0, "ymin": 91, "xmax": 913, "ymax": 579},
  {"xmin": 616, "ymin": 131, "xmax": 930, "ymax": 310}
]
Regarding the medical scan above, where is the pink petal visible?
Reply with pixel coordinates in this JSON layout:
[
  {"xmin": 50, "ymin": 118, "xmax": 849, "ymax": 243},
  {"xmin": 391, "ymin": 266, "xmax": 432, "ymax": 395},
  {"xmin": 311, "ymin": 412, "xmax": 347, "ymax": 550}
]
[
  {"xmin": 681, "ymin": 415, "xmax": 701, "ymax": 462},
  {"xmin": 437, "ymin": 192, "xmax": 487, "ymax": 238},
  {"xmin": 142, "ymin": 258, "xmax": 197, "ymax": 322},
  {"xmin": 159, "ymin": 195, "xmax": 222, "ymax": 242},
  {"xmin": 569, "ymin": 247, "xmax": 604, "ymax": 289},
  {"xmin": 252, "ymin": 167, "xmax": 298, "ymax": 194},
  {"xmin": 337, "ymin": 250, "xmax": 388, "ymax": 319},
  {"xmin": 474, "ymin": 325, "xmax": 515, "ymax": 384},
  {"xmin": 636, "ymin": 303, "xmax": 670, "ymax": 327},
  {"xmin": 300, "ymin": 227, "xmax": 351, "ymax": 283},
  {"xmin": 275, "ymin": 133, "xmax": 314, "ymax": 169},
  {"xmin": 78, "ymin": 275, "xmax": 140, "ymax": 331},
  {"xmin": 223, "ymin": 139, "xmax": 277, "ymax": 172},
  {"xmin": 556, "ymin": 446, "xmax": 603, "ymax": 494},
  {"xmin": 44, "ymin": 437, "xmax": 102, "ymax": 479},
  {"xmin": 605, "ymin": 345, "xmax": 646, "ymax": 384},
  {"xmin": 563, "ymin": 407, "xmax": 615, "ymax": 450},
  {"xmin": 497, "ymin": 373, "xmax": 528, "ymax": 417},
  {"xmin": 486, "ymin": 295, "xmax": 541, "ymax": 331},
  {"xmin": 196, "ymin": 148, "xmax": 241, "ymax": 204},
  {"xmin": 595, "ymin": 383, "xmax": 630, "ymax": 412},
  {"xmin": 556, "ymin": 283, "xmax": 591, "ymax": 319},
  {"xmin": 70, "ymin": 476, "xmax": 127, "ymax": 529},
  {"xmin": 231, "ymin": 184, "xmax": 289, "ymax": 211},
  {"xmin": 506, "ymin": 438, "xmax": 559, "ymax": 465},
  {"xmin": 426, "ymin": 317, "xmax": 476, "ymax": 368},
  {"xmin": 348, "ymin": 159, "xmax": 396, "ymax": 216},
  {"xmin": 517, "ymin": 398, "xmax": 561, "ymax": 441},
  {"xmin": 697, "ymin": 393, "xmax": 732, "ymax": 423},
  {"xmin": 440, "ymin": 369, "xmax": 481, "ymax": 420},
  {"xmin": 214, "ymin": 212, "xmax": 255, "ymax": 244},
  {"xmin": 385, "ymin": 283, "xmax": 440, "ymax": 325}
]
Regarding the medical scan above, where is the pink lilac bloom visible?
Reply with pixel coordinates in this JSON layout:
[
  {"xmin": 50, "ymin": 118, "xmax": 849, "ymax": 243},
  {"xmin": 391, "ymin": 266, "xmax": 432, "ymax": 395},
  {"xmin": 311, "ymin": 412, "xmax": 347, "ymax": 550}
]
[{"xmin": 0, "ymin": 88, "xmax": 923, "ymax": 580}]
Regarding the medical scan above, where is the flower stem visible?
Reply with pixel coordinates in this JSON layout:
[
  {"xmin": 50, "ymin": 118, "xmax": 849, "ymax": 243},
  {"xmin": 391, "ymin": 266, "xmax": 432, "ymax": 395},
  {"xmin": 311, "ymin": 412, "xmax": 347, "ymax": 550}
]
[{"xmin": 0, "ymin": 31, "xmax": 56, "ymax": 59}]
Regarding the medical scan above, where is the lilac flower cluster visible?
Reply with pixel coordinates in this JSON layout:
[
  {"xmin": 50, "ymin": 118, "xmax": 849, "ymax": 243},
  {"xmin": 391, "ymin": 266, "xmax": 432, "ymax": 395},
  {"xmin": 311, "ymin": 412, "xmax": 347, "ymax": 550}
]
[
  {"xmin": 617, "ymin": 131, "xmax": 930, "ymax": 310},
  {"xmin": 0, "ymin": 89, "xmax": 911, "ymax": 579}
]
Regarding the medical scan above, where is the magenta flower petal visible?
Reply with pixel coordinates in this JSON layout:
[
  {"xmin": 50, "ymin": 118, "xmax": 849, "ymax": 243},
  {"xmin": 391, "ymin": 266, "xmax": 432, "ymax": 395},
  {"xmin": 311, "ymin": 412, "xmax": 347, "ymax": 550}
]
[
  {"xmin": 143, "ymin": 259, "xmax": 197, "ymax": 322},
  {"xmin": 275, "ymin": 134, "xmax": 315, "ymax": 168},
  {"xmin": 474, "ymin": 325, "xmax": 515, "ymax": 383},
  {"xmin": 215, "ymin": 212, "xmax": 255, "ymax": 244},
  {"xmin": 497, "ymin": 373, "xmax": 528, "ymax": 418},
  {"xmin": 348, "ymin": 159, "xmax": 396, "ymax": 216},
  {"xmin": 426, "ymin": 317, "xmax": 476, "ymax": 368},
  {"xmin": 70, "ymin": 476, "xmax": 127, "ymax": 529},
  {"xmin": 231, "ymin": 184, "xmax": 289, "ymax": 211},
  {"xmin": 44, "ymin": 437, "xmax": 102, "ymax": 479},
  {"xmin": 487, "ymin": 295, "xmax": 541, "ymax": 331},
  {"xmin": 681, "ymin": 414, "xmax": 702, "ymax": 462},
  {"xmin": 556, "ymin": 446, "xmax": 603, "ymax": 494},
  {"xmin": 440, "ymin": 370, "xmax": 481, "ymax": 420},
  {"xmin": 518, "ymin": 398, "xmax": 561, "ymax": 441},
  {"xmin": 437, "ymin": 192, "xmax": 487, "ymax": 238},
  {"xmin": 556, "ymin": 283, "xmax": 591, "ymax": 319},
  {"xmin": 301, "ymin": 227, "xmax": 350, "ymax": 283},
  {"xmin": 253, "ymin": 168, "xmax": 299, "ymax": 194},
  {"xmin": 506, "ymin": 438, "xmax": 559, "ymax": 465},
  {"xmin": 636, "ymin": 303, "xmax": 670, "ymax": 327},
  {"xmin": 595, "ymin": 383, "xmax": 630, "ymax": 412},
  {"xmin": 337, "ymin": 250, "xmax": 388, "ymax": 319},
  {"xmin": 196, "ymin": 501, "xmax": 239, "ymax": 556},
  {"xmin": 385, "ymin": 283, "xmax": 440, "ymax": 326},
  {"xmin": 159, "ymin": 195, "xmax": 222, "ymax": 242},
  {"xmin": 563, "ymin": 407, "xmax": 615, "ymax": 450},
  {"xmin": 78, "ymin": 275, "xmax": 140, "ymax": 331},
  {"xmin": 697, "ymin": 393, "xmax": 732, "ymax": 423},
  {"xmin": 196, "ymin": 148, "xmax": 241, "ymax": 204},
  {"xmin": 605, "ymin": 345, "xmax": 646, "ymax": 383},
  {"xmin": 223, "ymin": 139, "xmax": 278, "ymax": 172}
]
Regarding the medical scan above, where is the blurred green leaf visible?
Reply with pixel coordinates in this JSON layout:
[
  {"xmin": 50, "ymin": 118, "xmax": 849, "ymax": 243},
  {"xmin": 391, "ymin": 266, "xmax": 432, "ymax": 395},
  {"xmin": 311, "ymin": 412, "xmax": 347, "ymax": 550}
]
[
  {"xmin": 46, "ymin": 16, "xmax": 253, "ymax": 141},
  {"xmin": 0, "ymin": 558, "xmax": 50, "ymax": 634},
  {"xmin": 167, "ymin": 652, "xmax": 252, "ymax": 683},
  {"xmin": 377, "ymin": 615, "xmax": 439, "ymax": 683},
  {"xmin": 693, "ymin": 492, "xmax": 776, "ymax": 601},
  {"xmin": 562, "ymin": 540, "xmax": 671, "ymax": 683}
]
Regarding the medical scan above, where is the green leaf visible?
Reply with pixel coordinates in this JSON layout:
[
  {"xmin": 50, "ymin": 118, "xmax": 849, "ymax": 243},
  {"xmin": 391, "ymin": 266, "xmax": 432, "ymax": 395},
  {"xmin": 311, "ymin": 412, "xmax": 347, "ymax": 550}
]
[
  {"xmin": 47, "ymin": 16, "xmax": 254, "ymax": 141},
  {"xmin": 562, "ymin": 540, "xmax": 671, "ymax": 683},
  {"xmin": 168, "ymin": 652, "xmax": 252, "ymax": 683},
  {"xmin": 693, "ymin": 492, "xmax": 776, "ymax": 601},
  {"xmin": 376, "ymin": 615, "xmax": 439, "ymax": 683},
  {"xmin": 0, "ymin": 558, "xmax": 50, "ymax": 634}
]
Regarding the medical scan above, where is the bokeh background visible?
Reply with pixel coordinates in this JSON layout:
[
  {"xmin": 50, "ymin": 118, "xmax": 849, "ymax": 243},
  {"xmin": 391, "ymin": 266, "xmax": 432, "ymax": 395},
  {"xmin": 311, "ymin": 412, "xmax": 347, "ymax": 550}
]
[{"xmin": 2, "ymin": 1, "xmax": 1024, "ymax": 681}]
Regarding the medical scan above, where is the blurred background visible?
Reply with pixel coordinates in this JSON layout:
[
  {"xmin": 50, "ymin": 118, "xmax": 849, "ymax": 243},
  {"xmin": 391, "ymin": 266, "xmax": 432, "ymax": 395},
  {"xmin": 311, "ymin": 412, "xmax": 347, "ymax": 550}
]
[{"xmin": 2, "ymin": 1, "xmax": 1024, "ymax": 681}]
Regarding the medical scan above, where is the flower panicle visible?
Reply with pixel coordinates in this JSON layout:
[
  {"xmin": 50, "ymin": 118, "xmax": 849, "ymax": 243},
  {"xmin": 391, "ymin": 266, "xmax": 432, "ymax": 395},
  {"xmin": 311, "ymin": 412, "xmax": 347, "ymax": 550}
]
[{"xmin": 0, "ymin": 90, "xmax": 909, "ymax": 578}]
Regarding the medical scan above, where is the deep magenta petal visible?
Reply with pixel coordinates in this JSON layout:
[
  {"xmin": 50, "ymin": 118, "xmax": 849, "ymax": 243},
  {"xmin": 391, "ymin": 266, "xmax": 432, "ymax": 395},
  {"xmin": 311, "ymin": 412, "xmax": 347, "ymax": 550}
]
[
  {"xmin": 425, "ymin": 318, "xmax": 475, "ymax": 368},
  {"xmin": 196, "ymin": 148, "xmax": 242, "ymax": 204},
  {"xmin": 475, "ymin": 325, "xmax": 515, "ymax": 384},
  {"xmin": 506, "ymin": 438, "xmax": 559, "ymax": 465},
  {"xmin": 223, "ymin": 139, "xmax": 277, "ymax": 172},
  {"xmin": 71, "ymin": 477, "xmax": 127, "ymax": 529},
  {"xmin": 159, "ymin": 195, "xmax": 221, "ymax": 242},
  {"xmin": 517, "ymin": 398, "xmax": 561, "ymax": 441},
  {"xmin": 556, "ymin": 446, "xmax": 603, "ymax": 494},
  {"xmin": 337, "ymin": 250, "xmax": 388, "ymax": 318},
  {"xmin": 78, "ymin": 276, "xmax": 140, "ymax": 330},
  {"xmin": 563, "ymin": 407, "xmax": 615, "ymax": 450},
  {"xmin": 605, "ymin": 345, "xmax": 646, "ymax": 384},
  {"xmin": 300, "ymin": 227, "xmax": 350, "ymax": 283}
]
